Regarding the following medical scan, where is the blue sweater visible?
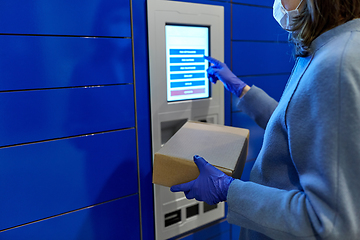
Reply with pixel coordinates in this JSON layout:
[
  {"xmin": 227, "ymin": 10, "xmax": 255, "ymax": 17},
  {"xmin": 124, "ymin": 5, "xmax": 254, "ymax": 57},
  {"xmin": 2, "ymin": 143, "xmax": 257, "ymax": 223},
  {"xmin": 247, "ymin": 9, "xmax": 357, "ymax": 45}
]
[{"xmin": 227, "ymin": 19, "xmax": 360, "ymax": 240}]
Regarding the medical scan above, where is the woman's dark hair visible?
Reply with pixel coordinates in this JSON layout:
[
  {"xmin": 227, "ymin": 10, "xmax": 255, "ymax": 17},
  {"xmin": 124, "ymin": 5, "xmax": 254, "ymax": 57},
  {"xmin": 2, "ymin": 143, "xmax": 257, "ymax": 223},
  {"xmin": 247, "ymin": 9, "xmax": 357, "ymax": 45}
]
[{"xmin": 290, "ymin": 0, "xmax": 360, "ymax": 57}]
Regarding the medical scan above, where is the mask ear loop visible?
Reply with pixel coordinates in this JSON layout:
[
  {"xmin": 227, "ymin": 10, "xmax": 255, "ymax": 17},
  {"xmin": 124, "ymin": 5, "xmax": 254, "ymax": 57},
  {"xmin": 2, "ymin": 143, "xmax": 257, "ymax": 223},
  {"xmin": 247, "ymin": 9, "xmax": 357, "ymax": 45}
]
[
  {"xmin": 282, "ymin": 0, "xmax": 304, "ymax": 12},
  {"xmin": 294, "ymin": 0, "xmax": 305, "ymax": 11}
]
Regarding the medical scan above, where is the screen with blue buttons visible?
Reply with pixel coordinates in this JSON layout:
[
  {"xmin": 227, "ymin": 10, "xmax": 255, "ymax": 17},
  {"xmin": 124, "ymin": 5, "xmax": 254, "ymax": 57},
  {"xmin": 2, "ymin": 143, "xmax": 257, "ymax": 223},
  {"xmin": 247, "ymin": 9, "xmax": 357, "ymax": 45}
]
[{"xmin": 165, "ymin": 25, "xmax": 210, "ymax": 102}]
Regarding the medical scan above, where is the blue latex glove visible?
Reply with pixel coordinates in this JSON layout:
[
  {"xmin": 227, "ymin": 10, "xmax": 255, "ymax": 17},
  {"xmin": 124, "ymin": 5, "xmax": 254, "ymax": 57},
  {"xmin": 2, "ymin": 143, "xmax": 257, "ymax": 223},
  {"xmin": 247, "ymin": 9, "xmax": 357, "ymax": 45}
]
[
  {"xmin": 205, "ymin": 56, "xmax": 247, "ymax": 97},
  {"xmin": 170, "ymin": 155, "xmax": 234, "ymax": 205}
]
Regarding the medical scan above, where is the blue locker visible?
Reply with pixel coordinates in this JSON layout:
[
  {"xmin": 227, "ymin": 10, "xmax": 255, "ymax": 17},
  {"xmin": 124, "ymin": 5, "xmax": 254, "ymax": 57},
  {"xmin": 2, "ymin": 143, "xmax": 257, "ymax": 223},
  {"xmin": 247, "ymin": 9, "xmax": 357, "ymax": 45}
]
[
  {"xmin": 0, "ymin": 85, "xmax": 135, "ymax": 147},
  {"xmin": 0, "ymin": 129, "xmax": 138, "ymax": 230},
  {"xmin": 0, "ymin": 0, "xmax": 131, "ymax": 37},
  {"xmin": 232, "ymin": 4, "xmax": 288, "ymax": 41},
  {"xmin": 230, "ymin": 224, "xmax": 241, "ymax": 240},
  {"xmin": 232, "ymin": 41, "xmax": 294, "ymax": 76},
  {"xmin": 0, "ymin": 36, "xmax": 133, "ymax": 91},
  {"xmin": 169, "ymin": 220, "xmax": 231, "ymax": 240},
  {"xmin": 231, "ymin": 0, "xmax": 273, "ymax": 7},
  {"xmin": 0, "ymin": 195, "xmax": 140, "ymax": 240}
]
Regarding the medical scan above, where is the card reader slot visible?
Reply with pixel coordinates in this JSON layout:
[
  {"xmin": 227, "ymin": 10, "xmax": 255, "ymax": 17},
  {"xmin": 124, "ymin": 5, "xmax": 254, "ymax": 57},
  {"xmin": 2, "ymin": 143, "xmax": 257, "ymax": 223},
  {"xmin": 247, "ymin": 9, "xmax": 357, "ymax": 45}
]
[
  {"xmin": 203, "ymin": 202, "xmax": 218, "ymax": 213},
  {"xmin": 186, "ymin": 204, "xmax": 199, "ymax": 218},
  {"xmin": 165, "ymin": 209, "xmax": 181, "ymax": 227}
]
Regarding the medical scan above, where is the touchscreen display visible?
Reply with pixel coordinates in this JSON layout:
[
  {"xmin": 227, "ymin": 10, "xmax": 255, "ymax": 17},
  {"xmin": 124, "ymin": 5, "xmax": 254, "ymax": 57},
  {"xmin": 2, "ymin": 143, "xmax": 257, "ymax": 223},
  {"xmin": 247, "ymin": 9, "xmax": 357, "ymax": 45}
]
[{"xmin": 165, "ymin": 25, "xmax": 210, "ymax": 102}]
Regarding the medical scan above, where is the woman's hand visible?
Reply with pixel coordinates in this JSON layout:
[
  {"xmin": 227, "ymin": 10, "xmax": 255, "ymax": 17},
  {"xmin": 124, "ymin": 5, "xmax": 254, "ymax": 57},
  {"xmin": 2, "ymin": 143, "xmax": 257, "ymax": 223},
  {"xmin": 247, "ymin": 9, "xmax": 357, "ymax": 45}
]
[
  {"xmin": 205, "ymin": 56, "xmax": 249, "ymax": 98},
  {"xmin": 171, "ymin": 155, "xmax": 234, "ymax": 205}
]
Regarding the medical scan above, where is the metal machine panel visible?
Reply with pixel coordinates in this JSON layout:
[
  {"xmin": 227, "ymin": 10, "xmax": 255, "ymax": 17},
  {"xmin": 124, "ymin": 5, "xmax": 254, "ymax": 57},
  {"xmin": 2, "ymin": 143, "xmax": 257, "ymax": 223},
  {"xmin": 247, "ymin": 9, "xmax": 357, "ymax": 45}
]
[
  {"xmin": 0, "ymin": 129, "xmax": 138, "ymax": 231},
  {"xmin": 0, "ymin": 85, "xmax": 135, "ymax": 147},
  {"xmin": 148, "ymin": 1, "xmax": 225, "ymax": 239},
  {"xmin": 148, "ymin": 0, "xmax": 225, "ymax": 156},
  {"xmin": 0, "ymin": 195, "xmax": 140, "ymax": 240},
  {"xmin": 0, "ymin": 0, "xmax": 131, "ymax": 37},
  {"xmin": 0, "ymin": 36, "xmax": 133, "ymax": 91}
]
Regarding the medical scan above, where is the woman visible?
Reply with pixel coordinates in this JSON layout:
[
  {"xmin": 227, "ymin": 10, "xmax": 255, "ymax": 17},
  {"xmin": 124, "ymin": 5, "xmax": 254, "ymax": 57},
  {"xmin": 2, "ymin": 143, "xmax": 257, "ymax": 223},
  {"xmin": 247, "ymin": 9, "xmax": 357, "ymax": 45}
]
[{"xmin": 171, "ymin": 0, "xmax": 360, "ymax": 239}]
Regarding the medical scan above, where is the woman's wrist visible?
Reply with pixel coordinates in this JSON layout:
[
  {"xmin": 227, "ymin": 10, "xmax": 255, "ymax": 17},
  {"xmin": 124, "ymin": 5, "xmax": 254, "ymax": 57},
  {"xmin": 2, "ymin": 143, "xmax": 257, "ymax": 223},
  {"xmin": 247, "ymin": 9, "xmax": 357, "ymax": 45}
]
[{"xmin": 239, "ymin": 85, "xmax": 251, "ymax": 98}]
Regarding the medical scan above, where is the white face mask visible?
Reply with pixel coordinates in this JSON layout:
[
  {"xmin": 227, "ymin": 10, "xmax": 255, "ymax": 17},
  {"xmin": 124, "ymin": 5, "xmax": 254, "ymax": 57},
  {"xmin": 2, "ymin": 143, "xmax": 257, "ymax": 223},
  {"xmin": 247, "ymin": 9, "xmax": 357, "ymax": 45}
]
[{"xmin": 273, "ymin": 0, "xmax": 304, "ymax": 31}]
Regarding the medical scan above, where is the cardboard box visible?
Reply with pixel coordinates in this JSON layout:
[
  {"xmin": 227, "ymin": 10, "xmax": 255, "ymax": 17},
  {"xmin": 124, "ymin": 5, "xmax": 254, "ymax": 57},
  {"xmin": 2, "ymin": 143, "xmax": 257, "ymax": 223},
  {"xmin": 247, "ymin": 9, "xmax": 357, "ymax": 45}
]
[{"xmin": 153, "ymin": 121, "xmax": 249, "ymax": 187}]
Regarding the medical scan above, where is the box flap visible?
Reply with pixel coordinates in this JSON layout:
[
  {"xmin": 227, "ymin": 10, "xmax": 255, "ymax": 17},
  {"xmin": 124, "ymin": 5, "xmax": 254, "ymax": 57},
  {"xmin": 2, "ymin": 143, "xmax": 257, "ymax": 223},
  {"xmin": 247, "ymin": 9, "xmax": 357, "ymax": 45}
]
[{"xmin": 156, "ymin": 121, "xmax": 249, "ymax": 170}]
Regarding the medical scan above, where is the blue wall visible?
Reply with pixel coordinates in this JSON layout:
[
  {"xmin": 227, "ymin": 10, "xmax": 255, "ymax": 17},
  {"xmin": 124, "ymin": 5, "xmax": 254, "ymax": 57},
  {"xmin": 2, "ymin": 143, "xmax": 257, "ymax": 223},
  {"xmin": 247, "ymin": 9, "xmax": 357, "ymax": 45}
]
[
  {"xmin": 0, "ymin": 0, "xmax": 294, "ymax": 239},
  {"xmin": 0, "ymin": 0, "xmax": 152, "ymax": 239}
]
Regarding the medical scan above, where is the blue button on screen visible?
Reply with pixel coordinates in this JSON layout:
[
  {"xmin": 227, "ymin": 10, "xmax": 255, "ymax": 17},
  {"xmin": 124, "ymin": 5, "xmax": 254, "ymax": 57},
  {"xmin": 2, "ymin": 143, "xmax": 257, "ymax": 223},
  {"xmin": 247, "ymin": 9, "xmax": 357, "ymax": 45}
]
[
  {"xmin": 170, "ymin": 57, "xmax": 205, "ymax": 64},
  {"xmin": 170, "ymin": 49, "xmax": 205, "ymax": 55},
  {"xmin": 170, "ymin": 65, "xmax": 205, "ymax": 72},
  {"xmin": 170, "ymin": 73, "xmax": 205, "ymax": 80},
  {"xmin": 171, "ymin": 80, "xmax": 206, "ymax": 88}
]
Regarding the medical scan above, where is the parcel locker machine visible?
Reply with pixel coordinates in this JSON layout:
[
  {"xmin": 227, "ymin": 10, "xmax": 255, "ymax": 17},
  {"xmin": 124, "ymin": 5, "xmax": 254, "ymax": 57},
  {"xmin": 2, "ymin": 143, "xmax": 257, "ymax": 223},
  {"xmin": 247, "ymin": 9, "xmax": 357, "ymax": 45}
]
[{"xmin": 147, "ymin": 0, "xmax": 225, "ymax": 239}]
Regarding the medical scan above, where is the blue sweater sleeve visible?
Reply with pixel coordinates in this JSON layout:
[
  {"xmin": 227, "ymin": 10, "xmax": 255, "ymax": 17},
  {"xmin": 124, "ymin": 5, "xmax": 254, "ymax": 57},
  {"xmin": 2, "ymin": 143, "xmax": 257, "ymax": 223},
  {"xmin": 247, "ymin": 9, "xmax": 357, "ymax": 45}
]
[
  {"xmin": 236, "ymin": 85, "xmax": 278, "ymax": 130},
  {"xmin": 227, "ymin": 29, "xmax": 360, "ymax": 240}
]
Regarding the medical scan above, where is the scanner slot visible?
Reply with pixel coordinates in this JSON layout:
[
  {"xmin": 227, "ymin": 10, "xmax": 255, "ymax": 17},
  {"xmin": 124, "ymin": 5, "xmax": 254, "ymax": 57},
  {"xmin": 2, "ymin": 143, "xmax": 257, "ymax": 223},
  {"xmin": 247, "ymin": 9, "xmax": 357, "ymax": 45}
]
[{"xmin": 165, "ymin": 209, "xmax": 181, "ymax": 227}]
